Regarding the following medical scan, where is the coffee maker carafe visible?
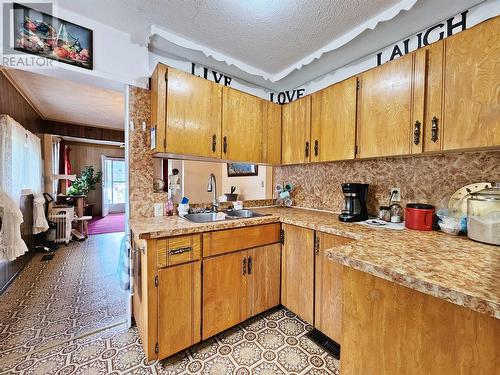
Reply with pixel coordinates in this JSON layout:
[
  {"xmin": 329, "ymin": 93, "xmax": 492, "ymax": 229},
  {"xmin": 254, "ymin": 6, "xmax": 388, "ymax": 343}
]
[{"xmin": 339, "ymin": 183, "xmax": 369, "ymax": 222}]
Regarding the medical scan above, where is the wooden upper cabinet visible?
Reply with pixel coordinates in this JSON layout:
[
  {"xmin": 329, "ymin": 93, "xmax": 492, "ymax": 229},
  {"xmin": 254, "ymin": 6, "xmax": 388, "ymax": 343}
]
[
  {"xmin": 222, "ymin": 87, "xmax": 262, "ymax": 162},
  {"xmin": 311, "ymin": 77, "xmax": 357, "ymax": 162},
  {"xmin": 421, "ymin": 40, "xmax": 444, "ymax": 153},
  {"xmin": 357, "ymin": 53, "xmax": 414, "ymax": 158},
  {"xmin": 151, "ymin": 64, "xmax": 222, "ymax": 158},
  {"xmin": 443, "ymin": 17, "xmax": 500, "ymax": 150},
  {"xmin": 281, "ymin": 224, "xmax": 315, "ymax": 324},
  {"xmin": 282, "ymin": 96, "xmax": 311, "ymax": 164},
  {"xmin": 261, "ymin": 100, "xmax": 282, "ymax": 164}
]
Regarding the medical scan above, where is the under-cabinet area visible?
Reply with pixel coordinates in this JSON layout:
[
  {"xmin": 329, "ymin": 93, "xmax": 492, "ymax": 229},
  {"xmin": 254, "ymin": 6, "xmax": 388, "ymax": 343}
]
[{"xmin": 129, "ymin": 208, "xmax": 499, "ymax": 374}]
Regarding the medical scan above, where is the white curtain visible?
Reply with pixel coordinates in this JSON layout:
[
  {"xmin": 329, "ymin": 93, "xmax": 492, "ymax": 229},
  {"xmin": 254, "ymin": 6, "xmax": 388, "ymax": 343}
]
[
  {"xmin": 52, "ymin": 137, "xmax": 60, "ymax": 196},
  {"xmin": 0, "ymin": 115, "xmax": 43, "ymax": 260}
]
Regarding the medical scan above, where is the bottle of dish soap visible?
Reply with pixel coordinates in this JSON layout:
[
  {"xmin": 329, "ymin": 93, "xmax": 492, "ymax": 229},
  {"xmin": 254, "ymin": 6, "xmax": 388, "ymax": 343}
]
[{"xmin": 165, "ymin": 197, "xmax": 174, "ymax": 216}]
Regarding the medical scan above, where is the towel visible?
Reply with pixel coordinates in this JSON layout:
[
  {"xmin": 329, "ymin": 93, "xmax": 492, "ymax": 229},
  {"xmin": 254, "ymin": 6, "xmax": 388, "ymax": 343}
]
[
  {"xmin": 33, "ymin": 193, "xmax": 49, "ymax": 234},
  {"xmin": 117, "ymin": 235, "xmax": 131, "ymax": 291}
]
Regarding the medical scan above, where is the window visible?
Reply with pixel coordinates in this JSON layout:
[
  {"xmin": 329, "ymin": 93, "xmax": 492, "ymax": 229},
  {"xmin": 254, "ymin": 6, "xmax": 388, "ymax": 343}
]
[{"xmin": 105, "ymin": 159, "xmax": 125, "ymax": 204}]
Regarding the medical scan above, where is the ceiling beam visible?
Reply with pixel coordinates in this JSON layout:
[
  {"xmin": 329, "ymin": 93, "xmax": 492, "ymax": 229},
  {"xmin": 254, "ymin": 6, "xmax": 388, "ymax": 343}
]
[{"xmin": 41, "ymin": 120, "xmax": 125, "ymax": 143}]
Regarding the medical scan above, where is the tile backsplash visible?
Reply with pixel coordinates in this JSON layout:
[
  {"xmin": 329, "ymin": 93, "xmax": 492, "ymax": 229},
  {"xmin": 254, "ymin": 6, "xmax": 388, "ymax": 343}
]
[{"xmin": 274, "ymin": 151, "xmax": 500, "ymax": 215}]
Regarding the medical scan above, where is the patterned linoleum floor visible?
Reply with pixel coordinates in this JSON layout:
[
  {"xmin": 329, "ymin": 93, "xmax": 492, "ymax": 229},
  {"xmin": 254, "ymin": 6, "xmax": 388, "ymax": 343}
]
[{"xmin": 0, "ymin": 233, "xmax": 340, "ymax": 374}]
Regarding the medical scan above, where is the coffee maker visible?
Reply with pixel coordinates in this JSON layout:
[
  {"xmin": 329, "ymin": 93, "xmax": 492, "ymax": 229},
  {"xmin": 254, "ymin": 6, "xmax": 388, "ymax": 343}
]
[{"xmin": 339, "ymin": 183, "xmax": 369, "ymax": 222}]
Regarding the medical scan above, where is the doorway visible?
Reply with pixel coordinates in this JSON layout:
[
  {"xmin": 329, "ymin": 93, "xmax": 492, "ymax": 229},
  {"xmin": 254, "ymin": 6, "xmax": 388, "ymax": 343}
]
[{"xmin": 102, "ymin": 156, "xmax": 126, "ymax": 216}]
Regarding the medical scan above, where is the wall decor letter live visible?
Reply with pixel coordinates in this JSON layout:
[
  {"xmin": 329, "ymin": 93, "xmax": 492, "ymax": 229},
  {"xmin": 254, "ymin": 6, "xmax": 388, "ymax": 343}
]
[{"xmin": 191, "ymin": 62, "xmax": 232, "ymax": 86}]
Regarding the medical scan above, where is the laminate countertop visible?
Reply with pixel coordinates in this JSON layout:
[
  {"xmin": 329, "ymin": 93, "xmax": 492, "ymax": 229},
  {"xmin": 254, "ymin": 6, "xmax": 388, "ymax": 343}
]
[{"xmin": 129, "ymin": 207, "xmax": 499, "ymax": 319}]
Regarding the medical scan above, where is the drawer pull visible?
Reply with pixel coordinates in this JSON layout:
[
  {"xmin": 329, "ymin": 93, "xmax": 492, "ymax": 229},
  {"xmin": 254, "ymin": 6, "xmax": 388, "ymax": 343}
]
[{"xmin": 169, "ymin": 246, "xmax": 192, "ymax": 256}]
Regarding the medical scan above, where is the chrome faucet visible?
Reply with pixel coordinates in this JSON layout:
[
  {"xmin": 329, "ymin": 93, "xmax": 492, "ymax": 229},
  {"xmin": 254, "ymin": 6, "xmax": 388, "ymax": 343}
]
[{"xmin": 206, "ymin": 173, "xmax": 218, "ymax": 212}]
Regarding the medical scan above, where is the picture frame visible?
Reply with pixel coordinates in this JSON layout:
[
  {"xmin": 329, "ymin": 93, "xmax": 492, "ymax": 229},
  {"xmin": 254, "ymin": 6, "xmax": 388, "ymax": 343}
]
[
  {"xmin": 13, "ymin": 3, "xmax": 93, "ymax": 70},
  {"xmin": 227, "ymin": 163, "xmax": 258, "ymax": 177}
]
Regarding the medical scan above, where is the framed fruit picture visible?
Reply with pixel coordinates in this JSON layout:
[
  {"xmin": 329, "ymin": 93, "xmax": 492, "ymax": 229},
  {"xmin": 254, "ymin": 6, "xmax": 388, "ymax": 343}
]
[{"xmin": 13, "ymin": 3, "xmax": 93, "ymax": 69}]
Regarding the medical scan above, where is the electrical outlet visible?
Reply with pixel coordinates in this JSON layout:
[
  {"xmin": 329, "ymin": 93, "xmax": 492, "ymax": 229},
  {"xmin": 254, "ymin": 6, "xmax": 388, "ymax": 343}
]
[{"xmin": 390, "ymin": 188, "xmax": 401, "ymax": 202}]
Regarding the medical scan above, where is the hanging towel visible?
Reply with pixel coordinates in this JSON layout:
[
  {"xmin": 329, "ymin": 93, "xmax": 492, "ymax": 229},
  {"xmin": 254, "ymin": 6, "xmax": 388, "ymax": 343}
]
[
  {"xmin": 33, "ymin": 193, "xmax": 49, "ymax": 234},
  {"xmin": 0, "ymin": 190, "xmax": 29, "ymax": 261},
  {"xmin": 117, "ymin": 235, "xmax": 131, "ymax": 291}
]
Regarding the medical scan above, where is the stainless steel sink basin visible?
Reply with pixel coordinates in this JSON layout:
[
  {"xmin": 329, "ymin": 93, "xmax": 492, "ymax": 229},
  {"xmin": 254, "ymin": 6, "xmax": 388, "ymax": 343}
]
[
  {"xmin": 182, "ymin": 209, "xmax": 268, "ymax": 223},
  {"xmin": 225, "ymin": 209, "xmax": 268, "ymax": 219},
  {"xmin": 183, "ymin": 212, "xmax": 222, "ymax": 223}
]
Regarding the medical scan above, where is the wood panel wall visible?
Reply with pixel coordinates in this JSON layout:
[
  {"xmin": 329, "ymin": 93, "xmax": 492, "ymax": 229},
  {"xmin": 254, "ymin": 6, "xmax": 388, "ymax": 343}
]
[
  {"xmin": 68, "ymin": 142, "xmax": 125, "ymax": 217},
  {"xmin": 0, "ymin": 71, "xmax": 43, "ymax": 134}
]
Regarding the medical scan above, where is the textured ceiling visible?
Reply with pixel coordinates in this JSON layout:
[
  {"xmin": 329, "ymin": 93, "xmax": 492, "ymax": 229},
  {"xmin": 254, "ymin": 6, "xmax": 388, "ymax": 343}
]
[
  {"xmin": 59, "ymin": 0, "xmax": 403, "ymax": 73},
  {"xmin": 4, "ymin": 69, "xmax": 125, "ymax": 130},
  {"xmin": 57, "ymin": 0, "xmax": 484, "ymax": 90}
]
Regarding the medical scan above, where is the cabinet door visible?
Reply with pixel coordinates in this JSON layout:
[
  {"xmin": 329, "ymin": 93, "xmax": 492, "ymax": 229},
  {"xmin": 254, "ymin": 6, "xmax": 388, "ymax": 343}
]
[
  {"xmin": 281, "ymin": 224, "xmax": 314, "ymax": 324},
  {"xmin": 165, "ymin": 67, "xmax": 222, "ymax": 158},
  {"xmin": 202, "ymin": 251, "xmax": 249, "ymax": 339},
  {"xmin": 357, "ymin": 53, "xmax": 413, "ymax": 158},
  {"xmin": 157, "ymin": 261, "xmax": 201, "ymax": 359},
  {"xmin": 222, "ymin": 87, "xmax": 262, "ymax": 162},
  {"xmin": 282, "ymin": 96, "xmax": 311, "ymax": 164},
  {"xmin": 261, "ymin": 100, "xmax": 282, "ymax": 164},
  {"xmin": 249, "ymin": 244, "xmax": 281, "ymax": 316},
  {"xmin": 314, "ymin": 233, "xmax": 352, "ymax": 344},
  {"xmin": 311, "ymin": 77, "xmax": 357, "ymax": 162},
  {"xmin": 151, "ymin": 64, "xmax": 167, "ymax": 153},
  {"xmin": 443, "ymin": 17, "xmax": 500, "ymax": 150},
  {"xmin": 423, "ymin": 41, "xmax": 444, "ymax": 153}
]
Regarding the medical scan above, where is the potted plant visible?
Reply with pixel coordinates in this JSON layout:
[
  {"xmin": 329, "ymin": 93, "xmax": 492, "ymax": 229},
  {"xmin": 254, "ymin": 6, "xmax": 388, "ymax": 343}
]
[{"xmin": 67, "ymin": 166, "xmax": 102, "ymax": 196}]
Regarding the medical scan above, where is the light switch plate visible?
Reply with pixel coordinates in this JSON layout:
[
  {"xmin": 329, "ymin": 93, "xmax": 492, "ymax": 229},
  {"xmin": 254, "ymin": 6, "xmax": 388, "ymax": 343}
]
[{"xmin": 154, "ymin": 203, "xmax": 164, "ymax": 217}]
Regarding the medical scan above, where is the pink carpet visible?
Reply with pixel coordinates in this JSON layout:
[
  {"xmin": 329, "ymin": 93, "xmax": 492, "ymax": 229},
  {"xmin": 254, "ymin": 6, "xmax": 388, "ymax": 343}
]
[{"xmin": 88, "ymin": 213, "xmax": 125, "ymax": 235}]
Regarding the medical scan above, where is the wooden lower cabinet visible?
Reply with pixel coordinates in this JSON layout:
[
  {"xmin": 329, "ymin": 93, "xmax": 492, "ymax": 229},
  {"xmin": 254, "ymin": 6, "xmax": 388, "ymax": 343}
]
[
  {"xmin": 314, "ymin": 233, "xmax": 352, "ymax": 344},
  {"xmin": 281, "ymin": 224, "xmax": 315, "ymax": 324},
  {"xmin": 202, "ymin": 244, "xmax": 281, "ymax": 340},
  {"xmin": 249, "ymin": 244, "xmax": 281, "ymax": 316},
  {"xmin": 342, "ymin": 267, "xmax": 499, "ymax": 374},
  {"xmin": 202, "ymin": 251, "xmax": 249, "ymax": 339},
  {"xmin": 157, "ymin": 261, "xmax": 201, "ymax": 359}
]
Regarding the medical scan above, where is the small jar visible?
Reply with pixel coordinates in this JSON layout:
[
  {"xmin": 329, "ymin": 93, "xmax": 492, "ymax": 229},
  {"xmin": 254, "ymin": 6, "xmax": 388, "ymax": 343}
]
[
  {"xmin": 390, "ymin": 203, "xmax": 403, "ymax": 223},
  {"xmin": 379, "ymin": 206, "xmax": 391, "ymax": 222}
]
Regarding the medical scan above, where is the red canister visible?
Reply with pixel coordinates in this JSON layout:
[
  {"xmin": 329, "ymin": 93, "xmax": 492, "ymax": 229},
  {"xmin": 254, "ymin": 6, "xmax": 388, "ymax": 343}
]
[{"xmin": 405, "ymin": 203, "xmax": 435, "ymax": 231}]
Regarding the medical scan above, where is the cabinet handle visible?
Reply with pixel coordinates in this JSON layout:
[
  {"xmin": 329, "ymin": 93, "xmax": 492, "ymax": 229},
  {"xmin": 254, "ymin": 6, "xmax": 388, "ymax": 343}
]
[
  {"xmin": 242, "ymin": 258, "xmax": 246, "ymax": 275},
  {"xmin": 314, "ymin": 140, "xmax": 319, "ymax": 157},
  {"xmin": 211, "ymin": 134, "xmax": 217, "ymax": 153},
  {"xmin": 223, "ymin": 136, "xmax": 228, "ymax": 154},
  {"xmin": 431, "ymin": 117, "xmax": 439, "ymax": 143},
  {"xmin": 168, "ymin": 246, "xmax": 192, "ymax": 256},
  {"xmin": 305, "ymin": 141, "xmax": 310, "ymax": 158},
  {"xmin": 314, "ymin": 237, "xmax": 320, "ymax": 255},
  {"xmin": 247, "ymin": 256, "xmax": 252, "ymax": 274},
  {"xmin": 413, "ymin": 120, "xmax": 421, "ymax": 145}
]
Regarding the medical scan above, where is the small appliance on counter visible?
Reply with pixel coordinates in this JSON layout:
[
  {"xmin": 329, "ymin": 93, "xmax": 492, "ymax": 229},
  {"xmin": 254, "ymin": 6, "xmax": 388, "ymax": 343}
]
[
  {"xmin": 339, "ymin": 183, "xmax": 369, "ymax": 222},
  {"xmin": 405, "ymin": 203, "xmax": 435, "ymax": 231},
  {"xmin": 467, "ymin": 182, "xmax": 500, "ymax": 245}
]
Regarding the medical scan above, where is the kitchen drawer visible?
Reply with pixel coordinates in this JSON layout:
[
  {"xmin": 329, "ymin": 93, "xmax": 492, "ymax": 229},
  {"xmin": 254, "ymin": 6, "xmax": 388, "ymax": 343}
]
[
  {"xmin": 157, "ymin": 234, "xmax": 201, "ymax": 268},
  {"xmin": 203, "ymin": 223, "xmax": 281, "ymax": 257}
]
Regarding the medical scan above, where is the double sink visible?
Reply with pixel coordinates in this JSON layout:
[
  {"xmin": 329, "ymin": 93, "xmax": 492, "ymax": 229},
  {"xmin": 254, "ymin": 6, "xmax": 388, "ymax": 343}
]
[{"xmin": 183, "ymin": 209, "xmax": 268, "ymax": 223}]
